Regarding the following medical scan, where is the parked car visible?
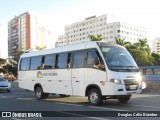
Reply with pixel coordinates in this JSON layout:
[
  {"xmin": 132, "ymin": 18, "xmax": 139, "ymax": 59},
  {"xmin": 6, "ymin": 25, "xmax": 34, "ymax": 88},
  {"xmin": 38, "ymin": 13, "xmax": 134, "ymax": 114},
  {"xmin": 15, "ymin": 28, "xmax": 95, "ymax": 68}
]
[{"xmin": 0, "ymin": 77, "xmax": 11, "ymax": 92}]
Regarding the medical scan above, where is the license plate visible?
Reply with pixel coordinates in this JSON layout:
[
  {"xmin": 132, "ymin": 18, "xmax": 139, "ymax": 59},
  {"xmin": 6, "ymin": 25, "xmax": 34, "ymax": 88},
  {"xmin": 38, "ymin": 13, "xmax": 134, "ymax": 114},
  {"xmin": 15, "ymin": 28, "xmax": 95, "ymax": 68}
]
[{"xmin": 130, "ymin": 85, "xmax": 137, "ymax": 90}]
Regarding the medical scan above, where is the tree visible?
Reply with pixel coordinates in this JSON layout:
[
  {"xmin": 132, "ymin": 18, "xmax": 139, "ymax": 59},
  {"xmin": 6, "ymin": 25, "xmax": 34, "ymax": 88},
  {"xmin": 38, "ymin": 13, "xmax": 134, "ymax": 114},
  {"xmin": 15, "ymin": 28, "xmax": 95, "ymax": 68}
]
[
  {"xmin": 88, "ymin": 34, "xmax": 104, "ymax": 41},
  {"xmin": 115, "ymin": 38, "xmax": 131, "ymax": 48},
  {"xmin": 35, "ymin": 45, "xmax": 46, "ymax": 50},
  {"xmin": 133, "ymin": 38, "xmax": 151, "ymax": 56},
  {"xmin": 129, "ymin": 49, "xmax": 154, "ymax": 66},
  {"xmin": 151, "ymin": 52, "xmax": 160, "ymax": 65},
  {"xmin": 0, "ymin": 58, "xmax": 5, "ymax": 65},
  {"xmin": 14, "ymin": 51, "xmax": 24, "ymax": 62}
]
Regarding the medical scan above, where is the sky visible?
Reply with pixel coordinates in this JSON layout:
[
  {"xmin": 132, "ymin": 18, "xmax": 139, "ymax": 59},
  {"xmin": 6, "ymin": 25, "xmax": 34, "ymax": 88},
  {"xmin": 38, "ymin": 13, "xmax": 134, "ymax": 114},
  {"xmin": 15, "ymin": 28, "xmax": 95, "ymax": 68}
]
[{"xmin": 0, "ymin": 0, "xmax": 160, "ymax": 58}]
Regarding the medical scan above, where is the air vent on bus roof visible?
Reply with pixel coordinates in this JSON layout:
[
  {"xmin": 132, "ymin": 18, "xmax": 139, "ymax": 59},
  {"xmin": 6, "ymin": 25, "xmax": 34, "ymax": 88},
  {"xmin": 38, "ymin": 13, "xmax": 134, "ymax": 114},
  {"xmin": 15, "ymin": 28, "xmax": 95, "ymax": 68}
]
[{"xmin": 24, "ymin": 50, "xmax": 35, "ymax": 53}]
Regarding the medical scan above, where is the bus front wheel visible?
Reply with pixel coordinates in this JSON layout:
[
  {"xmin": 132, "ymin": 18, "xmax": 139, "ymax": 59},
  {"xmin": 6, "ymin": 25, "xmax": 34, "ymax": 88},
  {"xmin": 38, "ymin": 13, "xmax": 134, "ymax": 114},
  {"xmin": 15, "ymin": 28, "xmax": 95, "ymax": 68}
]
[
  {"xmin": 35, "ymin": 86, "xmax": 49, "ymax": 100},
  {"xmin": 88, "ymin": 88, "xmax": 102, "ymax": 106}
]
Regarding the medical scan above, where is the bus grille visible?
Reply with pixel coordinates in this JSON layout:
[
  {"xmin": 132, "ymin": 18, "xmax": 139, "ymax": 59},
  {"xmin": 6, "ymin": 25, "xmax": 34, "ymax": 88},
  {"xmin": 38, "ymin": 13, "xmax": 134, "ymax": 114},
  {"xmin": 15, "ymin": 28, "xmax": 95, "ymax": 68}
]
[{"xmin": 124, "ymin": 79, "xmax": 139, "ymax": 91}]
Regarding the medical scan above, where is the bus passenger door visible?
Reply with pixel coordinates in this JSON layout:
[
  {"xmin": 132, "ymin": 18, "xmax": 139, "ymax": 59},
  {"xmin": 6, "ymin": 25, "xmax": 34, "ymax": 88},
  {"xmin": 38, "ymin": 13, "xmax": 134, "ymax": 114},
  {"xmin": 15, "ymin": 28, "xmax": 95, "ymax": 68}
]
[
  {"xmin": 71, "ymin": 51, "xmax": 86, "ymax": 96},
  {"xmin": 54, "ymin": 53, "xmax": 72, "ymax": 95}
]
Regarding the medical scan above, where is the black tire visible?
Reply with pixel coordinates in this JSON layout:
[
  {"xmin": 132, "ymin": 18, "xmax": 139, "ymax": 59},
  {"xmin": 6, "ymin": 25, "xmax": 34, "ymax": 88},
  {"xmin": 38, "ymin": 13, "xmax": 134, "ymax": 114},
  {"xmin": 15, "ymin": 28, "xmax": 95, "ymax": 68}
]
[
  {"xmin": 118, "ymin": 95, "xmax": 131, "ymax": 103},
  {"xmin": 59, "ymin": 94, "xmax": 70, "ymax": 97},
  {"xmin": 7, "ymin": 89, "xmax": 11, "ymax": 92},
  {"xmin": 88, "ymin": 88, "xmax": 102, "ymax": 106},
  {"xmin": 35, "ymin": 86, "xmax": 49, "ymax": 100}
]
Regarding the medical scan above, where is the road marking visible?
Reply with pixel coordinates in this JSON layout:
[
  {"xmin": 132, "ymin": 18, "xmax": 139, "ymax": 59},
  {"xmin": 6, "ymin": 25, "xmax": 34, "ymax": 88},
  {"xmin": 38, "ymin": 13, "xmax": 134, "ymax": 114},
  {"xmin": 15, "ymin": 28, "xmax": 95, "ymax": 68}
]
[
  {"xmin": 17, "ymin": 98, "xmax": 35, "ymax": 101},
  {"xmin": 0, "ymin": 95, "xmax": 7, "ymax": 98},
  {"xmin": 133, "ymin": 94, "xmax": 160, "ymax": 98},
  {"xmin": 57, "ymin": 101, "xmax": 129, "ymax": 111},
  {"xmin": 89, "ymin": 106, "xmax": 129, "ymax": 111},
  {"xmin": 55, "ymin": 102, "xmax": 83, "ymax": 107},
  {"xmin": 134, "ymin": 99, "xmax": 160, "ymax": 103},
  {"xmin": 56, "ymin": 111, "xmax": 111, "ymax": 120},
  {"xmin": 127, "ymin": 104, "xmax": 160, "ymax": 109}
]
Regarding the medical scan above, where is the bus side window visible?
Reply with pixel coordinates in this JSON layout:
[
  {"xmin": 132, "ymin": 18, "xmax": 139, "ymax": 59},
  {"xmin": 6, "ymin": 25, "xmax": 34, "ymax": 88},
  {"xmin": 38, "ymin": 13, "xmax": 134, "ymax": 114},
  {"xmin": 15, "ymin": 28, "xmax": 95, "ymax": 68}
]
[
  {"xmin": 41, "ymin": 56, "xmax": 45, "ymax": 69},
  {"xmin": 67, "ymin": 53, "xmax": 71, "ymax": 68},
  {"xmin": 44, "ymin": 54, "xmax": 55, "ymax": 69},
  {"xmin": 20, "ymin": 58, "xmax": 30, "ymax": 71},
  {"xmin": 56, "ymin": 53, "xmax": 68, "ymax": 69},
  {"xmin": 87, "ymin": 50, "xmax": 105, "ymax": 70},
  {"xmin": 73, "ymin": 51, "xmax": 86, "ymax": 68},
  {"xmin": 30, "ymin": 56, "xmax": 42, "ymax": 70},
  {"xmin": 55, "ymin": 54, "xmax": 59, "ymax": 68}
]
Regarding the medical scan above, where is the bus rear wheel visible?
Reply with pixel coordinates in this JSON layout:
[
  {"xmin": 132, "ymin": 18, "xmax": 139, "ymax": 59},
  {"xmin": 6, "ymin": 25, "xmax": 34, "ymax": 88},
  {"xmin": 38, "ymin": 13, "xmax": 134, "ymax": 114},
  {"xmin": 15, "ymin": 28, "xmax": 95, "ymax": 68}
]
[
  {"xmin": 118, "ymin": 95, "xmax": 131, "ymax": 103},
  {"xmin": 35, "ymin": 86, "xmax": 49, "ymax": 100},
  {"xmin": 88, "ymin": 88, "xmax": 102, "ymax": 106}
]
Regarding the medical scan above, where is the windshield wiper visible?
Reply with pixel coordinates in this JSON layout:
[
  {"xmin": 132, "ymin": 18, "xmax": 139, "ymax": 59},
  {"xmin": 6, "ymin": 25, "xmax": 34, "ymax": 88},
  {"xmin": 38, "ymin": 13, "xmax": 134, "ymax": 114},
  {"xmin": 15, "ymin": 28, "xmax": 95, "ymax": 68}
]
[
  {"xmin": 110, "ymin": 66, "xmax": 131, "ymax": 71},
  {"xmin": 109, "ymin": 66, "xmax": 140, "ymax": 72}
]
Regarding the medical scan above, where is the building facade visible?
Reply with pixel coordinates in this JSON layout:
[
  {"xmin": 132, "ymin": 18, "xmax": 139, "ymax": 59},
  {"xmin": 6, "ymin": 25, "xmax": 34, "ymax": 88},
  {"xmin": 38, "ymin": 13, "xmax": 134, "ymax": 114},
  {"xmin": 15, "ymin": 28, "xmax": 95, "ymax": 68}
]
[
  {"xmin": 56, "ymin": 14, "xmax": 146, "ymax": 47},
  {"xmin": 8, "ymin": 12, "xmax": 51, "ymax": 58},
  {"xmin": 152, "ymin": 38, "xmax": 160, "ymax": 54}
]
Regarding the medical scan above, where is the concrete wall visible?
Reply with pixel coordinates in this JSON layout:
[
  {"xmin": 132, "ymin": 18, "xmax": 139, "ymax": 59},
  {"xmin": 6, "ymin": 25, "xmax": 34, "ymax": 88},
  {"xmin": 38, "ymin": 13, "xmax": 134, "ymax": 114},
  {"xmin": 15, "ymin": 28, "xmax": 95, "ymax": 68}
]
[{"xmin": 142, "ymin": 75, "xmax": 160, "ymax": 91}]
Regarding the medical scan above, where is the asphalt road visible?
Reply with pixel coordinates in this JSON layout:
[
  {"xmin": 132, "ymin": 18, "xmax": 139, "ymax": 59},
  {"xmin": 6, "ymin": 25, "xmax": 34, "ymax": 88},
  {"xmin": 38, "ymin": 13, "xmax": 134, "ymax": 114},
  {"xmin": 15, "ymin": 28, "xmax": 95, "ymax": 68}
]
[{"xmin": 0, "ymin": 82, "xmax": 160, "ymax": 120}]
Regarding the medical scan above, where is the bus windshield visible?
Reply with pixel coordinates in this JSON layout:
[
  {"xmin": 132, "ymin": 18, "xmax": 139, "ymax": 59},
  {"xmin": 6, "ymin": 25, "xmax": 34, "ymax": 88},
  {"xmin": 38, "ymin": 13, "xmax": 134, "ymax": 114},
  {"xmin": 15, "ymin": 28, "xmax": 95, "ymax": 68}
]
[{"xmin": 98, "ymin": 43, "xmax": 139, "ymax": 72}]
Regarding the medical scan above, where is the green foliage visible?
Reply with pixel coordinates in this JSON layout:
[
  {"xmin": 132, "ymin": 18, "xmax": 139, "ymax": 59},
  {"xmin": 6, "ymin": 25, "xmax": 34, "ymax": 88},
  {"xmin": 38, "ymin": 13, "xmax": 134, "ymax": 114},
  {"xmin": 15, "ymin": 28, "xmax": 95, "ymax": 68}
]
[
  {"xmin": 88, "ymin": 34, "xmax": 104, "ymax": 41},
  {"xmin": 3, "ymin": 64, "xmax": 18, "ymax": 77},
  {"xmin": 115, "ymin": 38, "xmax": 131, "ymax": 49},
  {"xmin": 129, "ymin": 49, "xmax": 154, "ymax": 66},
  {"xmin": 151, "ymin": 52, "xmax": 160, "ymax": 65},
  {"xmin": 35, "ymin": 45, "xmax": 46, "ymax": 50},
  {"xmin": 133, "ymin": 38, "xmax": 151, "ymax": 56},
  {"xmin": 0, "ymin": 58, "xmax": 5, "ymax": 64},
  {"xmin": 0, "ymin": 51, "xmax": 23, "ymax": 78},
  {"xmin": 116, "ymin": 38, "xmax": 157, "ymax": 66},
  {"xmin": 14, "ymin": 51, "xmax": 24, "ymax": 62}
]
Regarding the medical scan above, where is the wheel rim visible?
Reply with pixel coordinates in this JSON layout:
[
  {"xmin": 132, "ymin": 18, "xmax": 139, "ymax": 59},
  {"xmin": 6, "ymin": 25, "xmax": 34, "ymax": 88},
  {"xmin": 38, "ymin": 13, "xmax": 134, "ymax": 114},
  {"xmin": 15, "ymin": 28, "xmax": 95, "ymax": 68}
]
[
  {"xmin": 90, "ymin": 92, "xmax": 98, "ymax": 103},
  {"xmin": 36, "ymin": 87, "xmax": 42, "ymax": 98}
]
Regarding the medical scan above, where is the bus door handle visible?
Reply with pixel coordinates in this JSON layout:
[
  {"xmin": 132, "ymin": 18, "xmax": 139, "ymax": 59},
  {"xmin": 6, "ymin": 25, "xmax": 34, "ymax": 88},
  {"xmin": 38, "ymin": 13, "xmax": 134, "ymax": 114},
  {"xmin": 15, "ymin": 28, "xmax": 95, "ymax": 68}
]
[
  {"xmin": 32, "ymin": 80, "xmax": 34, "ymax": 81},
  {"xmin": 72, "ymin": 77, "xmax": 76, "ymax": 78},
  {"xmin": 59, "ymin": 80, "xmax": 62, "ymax": 82},
  {"xmin": 48, "ymin": 80, "xmax": 52, "ymax": 82}
]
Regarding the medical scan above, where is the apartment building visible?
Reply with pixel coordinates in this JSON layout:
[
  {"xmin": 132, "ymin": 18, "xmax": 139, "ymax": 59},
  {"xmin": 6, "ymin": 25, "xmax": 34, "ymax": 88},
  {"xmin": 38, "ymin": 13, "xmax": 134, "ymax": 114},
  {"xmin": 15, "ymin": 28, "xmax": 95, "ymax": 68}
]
[
  {"xmin": 152, "ymin": 38, "xmax": 160, "ymax": 54},
  {"xmin": 106, "ymin": 22, "xmax": 146, "ymax": 43},
  {"xmin": 8, "ymin": 12, "xmax": 51, "ymax": 58},
  {"xmin": 56, "ymin": 14, "xmax": 146, "ymax": 47}
]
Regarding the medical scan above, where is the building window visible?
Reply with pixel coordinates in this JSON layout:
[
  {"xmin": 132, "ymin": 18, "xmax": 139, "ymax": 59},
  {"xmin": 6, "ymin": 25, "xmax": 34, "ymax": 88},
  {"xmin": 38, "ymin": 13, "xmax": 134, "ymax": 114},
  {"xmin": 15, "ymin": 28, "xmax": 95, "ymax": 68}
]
[
  {"xmin": 110, "ymin": 26, "xmax": 113, "ymax": 28},
  {"xmin": 110, "ymin": 36, "xmax": 113, "ymax": 39},
  {"xmin": 110, "ymin": 31, "xmax": 113, "ymax": 34}
]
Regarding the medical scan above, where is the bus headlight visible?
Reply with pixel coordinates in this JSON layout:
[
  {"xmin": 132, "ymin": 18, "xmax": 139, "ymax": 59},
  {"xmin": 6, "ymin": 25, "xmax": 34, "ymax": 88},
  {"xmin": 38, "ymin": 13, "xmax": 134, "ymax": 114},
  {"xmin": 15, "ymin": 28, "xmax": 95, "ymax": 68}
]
[
  {"xmin": 109, "ymin": 79, "xmax": 122, "ymax": 84},
  {"xmin": 135, "ymin": 74, "xmax": 142, "ymax": 82}
]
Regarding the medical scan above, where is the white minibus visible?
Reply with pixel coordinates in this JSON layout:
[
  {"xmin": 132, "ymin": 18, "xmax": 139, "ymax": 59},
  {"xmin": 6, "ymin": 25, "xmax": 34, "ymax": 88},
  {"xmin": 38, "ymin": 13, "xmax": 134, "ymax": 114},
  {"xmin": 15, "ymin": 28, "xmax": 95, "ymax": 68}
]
[{"xmin": 18, "ymin": 41, "xmax": 143, "ymax": 105}]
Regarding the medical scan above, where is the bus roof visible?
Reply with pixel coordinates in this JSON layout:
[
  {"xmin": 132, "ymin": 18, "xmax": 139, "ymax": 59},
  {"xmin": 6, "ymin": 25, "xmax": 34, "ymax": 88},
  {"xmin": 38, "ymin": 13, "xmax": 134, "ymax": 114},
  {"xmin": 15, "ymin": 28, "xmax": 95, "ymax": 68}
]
[{"xmin": 20, "ymin": 41, "xmax": 119, "ymax": 58}]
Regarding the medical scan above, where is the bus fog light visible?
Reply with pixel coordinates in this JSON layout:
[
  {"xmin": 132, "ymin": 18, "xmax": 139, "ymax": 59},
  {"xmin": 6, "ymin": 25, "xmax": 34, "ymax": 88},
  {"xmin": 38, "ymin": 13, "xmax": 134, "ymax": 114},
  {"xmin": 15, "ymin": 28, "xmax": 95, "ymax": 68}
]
[{"xmin": 109, "ymin": 79, "xmax": 122, "ymax": 84}]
